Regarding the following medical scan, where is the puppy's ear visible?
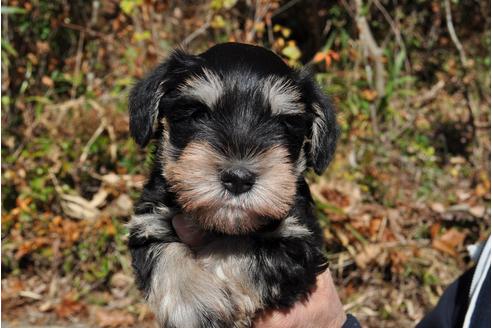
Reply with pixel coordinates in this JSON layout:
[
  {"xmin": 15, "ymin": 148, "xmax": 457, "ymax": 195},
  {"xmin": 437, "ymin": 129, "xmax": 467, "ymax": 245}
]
[
  {"xmin": 129, "ymin": 49, "xmax": 202, "ymax": 147},
  {"xmin": 299, "ymin": 69, "xmax": 340, "ymax": 175}
]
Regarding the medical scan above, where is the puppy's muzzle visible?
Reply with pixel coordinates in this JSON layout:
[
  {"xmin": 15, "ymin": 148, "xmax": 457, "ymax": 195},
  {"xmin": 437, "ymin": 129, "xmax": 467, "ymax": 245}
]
[{"xmin": 220, "ymin": 166, "xmax": 256, "ymax": 195}]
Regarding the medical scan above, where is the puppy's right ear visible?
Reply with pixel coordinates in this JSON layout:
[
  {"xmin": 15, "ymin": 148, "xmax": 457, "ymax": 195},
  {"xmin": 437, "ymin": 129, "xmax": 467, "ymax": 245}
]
[{"xmin": 129, "ymin": 50, "xmax": 202, "ymax": 147}]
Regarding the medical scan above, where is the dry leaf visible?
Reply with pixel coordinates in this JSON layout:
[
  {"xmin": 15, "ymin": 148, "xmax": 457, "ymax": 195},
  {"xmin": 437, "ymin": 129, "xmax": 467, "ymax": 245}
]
[
  {"xmin": 60, "ymin": 193, "xmax": 100, "ymax": 220},
  {"xmin": 41, "ymin": 76, "xmax": 54, "ymax": 87},
  {"xmin": 106, "ymin": 194, "xmax": 133, "ymax": 217},
  {"xmin": 313, "ymin": 52, "xmax": 326, "ymax": 63},
  {"xmin": 430, "ymin": 202, "xmax": 445, "ymax": 213},
  {"xmin": 354, "ymin": 244, "xmax": 382, "ymax": 269},
  {"xmin": 430, "ymin": 223, "xmax": 441, "ymax": 239},
  {"xmin": 432, "ymin": 228, "xmax": 466, "ymax": 256},
  {"xmin": 55, "ymin": 297, "xmax": 85, "ymax": 318},
  {"xmin": 469, "ymin": 206, "xmax": 485, "ymax": 217},
  {"xmin": 110, "ymin": 272, "xmax": 133, "ymax": 289},
  {"xmin": 361, "ymin": 89, "xmax": 378, "ymax": 101},
  {"xmin": 89, "ymin": 188, "xmax": 110, "ymax": 208},
  {"xmin": 369, "ymin": 218, "xmax": 382, "ymax": 237},
  {"xmin": 94, "ymin": 308, "xmax": 135, "ymax": 327}
]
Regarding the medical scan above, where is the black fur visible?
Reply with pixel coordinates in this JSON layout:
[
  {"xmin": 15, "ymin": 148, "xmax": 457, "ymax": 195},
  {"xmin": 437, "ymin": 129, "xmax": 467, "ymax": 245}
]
[{"xmin": 127, "ymin": 43, "xmax": 338, "ymax": 327}]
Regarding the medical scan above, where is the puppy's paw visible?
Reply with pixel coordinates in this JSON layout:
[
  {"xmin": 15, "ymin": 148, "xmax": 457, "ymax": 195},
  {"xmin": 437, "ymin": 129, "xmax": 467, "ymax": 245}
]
[{"xmin": 148, "ymin": 243, "xmax": 238, "ymax": 328}]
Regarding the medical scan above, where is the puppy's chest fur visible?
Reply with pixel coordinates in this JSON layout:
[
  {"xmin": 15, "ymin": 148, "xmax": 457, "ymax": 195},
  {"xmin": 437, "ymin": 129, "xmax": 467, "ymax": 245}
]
[
  {"xmin": 130, "ymin": 194, "xmax": 327, "ymax": 328},
  {"xmin": 147, "ymin": 238, "xmax": 262, "ymax": 328}
]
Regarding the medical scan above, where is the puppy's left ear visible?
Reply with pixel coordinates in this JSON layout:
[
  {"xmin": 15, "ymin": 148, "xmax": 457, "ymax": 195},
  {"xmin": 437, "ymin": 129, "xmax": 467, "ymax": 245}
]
[
  {"xmin": 129, "ymin": 62, "xmax": 169, "ymax": 147},
  {"xmin": 129, "ymin": 49, "xmax": 203, "ymax": 147},
  {"xmin": 299, "ymin": 69, "xmax": 340, "ymax": 175}
]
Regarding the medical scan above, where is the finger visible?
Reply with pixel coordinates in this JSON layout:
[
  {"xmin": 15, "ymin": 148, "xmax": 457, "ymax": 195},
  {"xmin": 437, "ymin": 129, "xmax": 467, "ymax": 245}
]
[
  {"xmin": 172, "ymin": 214, "xmax": 207, "ymax": 247},
  {"xmin": 254, "ymin": 268, "xmax": 346, "ymax": 328}
]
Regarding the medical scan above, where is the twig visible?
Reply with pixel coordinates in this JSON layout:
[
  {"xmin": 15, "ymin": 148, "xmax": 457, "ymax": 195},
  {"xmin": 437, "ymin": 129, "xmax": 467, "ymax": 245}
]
[
  {"xmin": 48, "ymin": 169, "xmax": 64, "ymax": 195},
  {"xmin": 78, "ymin": 100, "xmax": 108, "ymax": 164},
  {"xmin": 181, "ymin": 14, "xmax": 212, "ymax": 47},
  {"xmin": 354, "ymin": 0, "xmax": 385, "ymax": 98},
  {"xmin": 271, "ymin": 0, "xmax": 302, "ymax": 17},
  {"xmin": 339, "ymin": 0, "xmax": 355, "ymax": 18},
  {"xmin": 443, "ymin": 0, "xmax": 468, "ymax": 68},
  {"xmin": 417, "ymin": 80, "xmax": 446, "ymax": 107},
  {"xmin": 373, "ymin": 0, "xmax": 411, "ymax": 71},
  {"xmin": 60, "ymin": 22, "xmax": 109, "ymax": 40},
  {"xmin": 246, "ymin": 1, "xmax": 271, "ymax": 43},
  {"xmin": 90, "ymin": 0, "xmax": 100, "ymax": 27},
  {"xmin": 45, "ymin": 97, "xmax": 85, "ymax": 112},
  {"xmin": 79, "ymin": 120, "xmax": 106, "ymax": 164},
  {"xmin": 388, "ymin": 80, "xmax": 445, "ymax": 141},
  {"xmin": 443, "ymin": 0, "xmax": 476, "ymax": 140},
  {"xmin": 70, "ymin": 30, "xmax": 85, "ymax": 99}
]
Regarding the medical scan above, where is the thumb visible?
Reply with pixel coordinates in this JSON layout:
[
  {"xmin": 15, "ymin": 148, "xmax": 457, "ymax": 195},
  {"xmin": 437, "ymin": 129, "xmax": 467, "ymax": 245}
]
[{"xmin": 172, "ymin": 214, "xmax": 207, "ymax": 247}]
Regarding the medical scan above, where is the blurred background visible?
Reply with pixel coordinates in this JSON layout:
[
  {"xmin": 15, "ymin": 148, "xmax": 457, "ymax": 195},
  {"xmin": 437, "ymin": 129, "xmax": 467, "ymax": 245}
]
[{"xmin": 1, "ymin": 0, "xmax": 490, "ymax": 327}]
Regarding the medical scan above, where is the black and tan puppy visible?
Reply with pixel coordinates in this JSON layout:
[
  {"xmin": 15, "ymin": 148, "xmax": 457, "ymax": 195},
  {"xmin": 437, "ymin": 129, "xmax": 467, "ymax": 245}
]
[{"xmin": 127, "ymin": 42, "xmax": 339, "ymax": 328}]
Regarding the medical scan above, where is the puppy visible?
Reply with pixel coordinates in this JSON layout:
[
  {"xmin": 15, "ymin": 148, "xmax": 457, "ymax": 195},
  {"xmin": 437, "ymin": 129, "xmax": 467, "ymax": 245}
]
[{"xmin": 127, "ymin": 42, "xmax": 339, "ymax": 328}]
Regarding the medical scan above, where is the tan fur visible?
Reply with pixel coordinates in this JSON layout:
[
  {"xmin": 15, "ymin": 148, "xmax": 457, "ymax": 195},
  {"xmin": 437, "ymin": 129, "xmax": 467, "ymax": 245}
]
[{"xmin": 165, "ymin": 141, "xmax": 297, "ymax": 234}]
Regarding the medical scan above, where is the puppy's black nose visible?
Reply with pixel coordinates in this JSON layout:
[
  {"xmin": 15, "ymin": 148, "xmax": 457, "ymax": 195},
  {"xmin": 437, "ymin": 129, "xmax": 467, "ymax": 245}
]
[{"xmin": 220, "ymin": 167, "xmax": 256, "ymax": 194}]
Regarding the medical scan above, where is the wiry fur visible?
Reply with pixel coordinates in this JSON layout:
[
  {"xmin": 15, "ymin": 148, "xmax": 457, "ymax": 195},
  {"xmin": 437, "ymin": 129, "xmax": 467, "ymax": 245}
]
[
  {"xmin": 127, "ymin": 43, "xmax": 339, "ymax": 328},
  {"xmin": 165, "ymin": 141, "xmax": 297, "ymax": 234}
]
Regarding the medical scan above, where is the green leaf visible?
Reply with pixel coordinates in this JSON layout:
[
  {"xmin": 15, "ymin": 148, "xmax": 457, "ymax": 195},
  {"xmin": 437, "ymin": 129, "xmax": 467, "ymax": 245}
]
[
  {"xmin": 281, "ymin": 44, "xmax": 301, "ymax": 61},
  {"xmin": 1, "ymin": 40, "xmax": 18, "ymax": 57},
  {"xmin": 133, "ymin": 31, "xmax": 151, "ymax": 42},
  {"xmin": 1, "ymin": 6, "xmax": 27, "ymax": 14},
  {"xmin": 120, "ymin": 0, "xmax": 142, "ymax": 15}
]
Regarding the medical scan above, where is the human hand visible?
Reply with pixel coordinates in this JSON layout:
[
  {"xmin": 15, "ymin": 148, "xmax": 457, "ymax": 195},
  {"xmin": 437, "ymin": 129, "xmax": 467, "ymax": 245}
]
[
  {"xmin": 254, "ymin": 269, "xmax": 346, "ymax": 328},
  {"xmin": 171, "ymin": 214, "xmax": 208, "ymax": 247}
]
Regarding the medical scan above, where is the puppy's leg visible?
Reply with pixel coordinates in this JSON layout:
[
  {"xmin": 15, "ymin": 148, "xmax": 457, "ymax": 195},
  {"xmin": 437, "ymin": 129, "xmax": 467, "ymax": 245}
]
[
  {"xmin": 253, "ymin": 216, "xmax": 328, "ymax": 308},
  {"xmin": 148, "ymin": 243, "xmax": 237, "ymax": 328},
  {"xmin": 198, "ymin": 240, "xmax": 264, "ymax": 327},
  {"xmin": 128, "ymin": 212, "xmax": 238, "ymax": 328},
  {"xmin": 127, "ymin": 210, "xmax": 179, "ymax": 294}
]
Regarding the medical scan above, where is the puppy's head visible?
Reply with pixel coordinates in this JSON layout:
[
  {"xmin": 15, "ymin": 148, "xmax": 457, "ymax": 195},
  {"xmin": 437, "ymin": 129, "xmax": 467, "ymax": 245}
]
[{"xmin": 129, "ymin": 43, "xmax": 339, "ymax": 235}]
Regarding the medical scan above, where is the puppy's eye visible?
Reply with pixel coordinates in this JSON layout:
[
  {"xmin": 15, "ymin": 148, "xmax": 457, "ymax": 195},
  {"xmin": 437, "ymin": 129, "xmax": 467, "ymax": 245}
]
[
  {"xmin": 168, "ymin": 101, "xmax": 210, "ymax": 123},
  {"xmin": 279, "ymin": 114, "xmax": 310, "ymax": 132},
  {"xmin": 189, "ymin": 107, "xmax": 211, "ymax": 121}
]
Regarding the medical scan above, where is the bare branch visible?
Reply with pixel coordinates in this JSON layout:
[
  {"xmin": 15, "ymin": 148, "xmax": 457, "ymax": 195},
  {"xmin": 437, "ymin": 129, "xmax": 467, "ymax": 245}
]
[
  {"xmin": 443, "ymin": 0, "xmax": 468, "ymax": 68},
  {"xmin": 354, "ymin": 0, "xmax": 385, "ymax": 98}
]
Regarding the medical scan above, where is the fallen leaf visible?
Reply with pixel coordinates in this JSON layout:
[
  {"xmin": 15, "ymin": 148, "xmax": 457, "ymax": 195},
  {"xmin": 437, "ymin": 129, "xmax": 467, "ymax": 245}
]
[
  {"xmin": 110, "ymin": 272, "xmax": 133, "ymax": 288},
  {"xmin": 430, "ymin": 202, "xmax": 445, "ymax": 213},
  {"xmin": 361, "ymin": 89, "xmax": 378, "ymax": 101},
  {"xmin": 39, "ymin": 301, "xmax": 53, "ymax": 312},
  {"xmin": 455, "ymin": 190, "xmax": 471, "ymax": 201},
  {"xmin": 19, "ymin": 290, "xmax": 42, "ymax": 300},
  {"xmin": 469, "ymin": 206, "xmax": 485, "ymax": 217},
  {"xmin": 432, "ymin": 228, "xmax": 466, "ymax": 256},
  {"xmin": 354, "ymin": 244, "xmax": 382, "ymax": 269},
  {"xmin": 60, "ymin": 193, "xmax": 100, "ymax": 220},
  {"xmin": 369, "ymin": 218, "xmax": 382, "ymax": 237},
  {"xmin": 390, "ymin": 250, "xmax": 409, "ymax": 274},
  {"xmin": 55, "ymin": 297, "xmax": 85, "ymax": 318},
  {"xmin": 313, "ymin": 52, "xmax": 326, "ymax": 63},
  {"xmin": 94, "ymin": 308, "xmax": 135, "ymax": 327},
  {"xmin": 88, "ymin": 188, "xmax": 109, "ymax": 208},
  {"xmin": 430, "ymin": 223, "xmax": 441, "ymax": 239},
  {"xmin": 320, "ymin": 188, "xmax": 350, "ymax": 208},
  {"xmin": 41, "ymin": 76, "xmax": 54, "ymax": 87}
]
